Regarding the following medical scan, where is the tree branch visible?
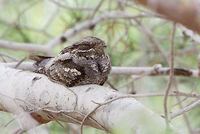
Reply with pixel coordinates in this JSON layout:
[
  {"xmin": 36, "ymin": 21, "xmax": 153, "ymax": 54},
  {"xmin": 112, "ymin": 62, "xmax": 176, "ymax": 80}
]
[
  {"xmin": 0, "ymin": 11, "xmax": 150, "ymax": 55},
  {"xmin": 46, "ymin": 11, "xmax": 149, "ymax": 48},
  {"xmin": 0, "ymin": 65, "xmax": 175, "ymax": 133},
  {"xmin": 0, "ymin": 39, "xmax": 50, "ymax": 54},
  {"xmin": 170, "ymin": 99, "xmax": 200, "ymax": 119},
  {"xmin": 2, "ymin": 62, "xmax": 200, "ymax": 78},
  {"xmin": 111, "ymin": 66, "xmax": 199, "ymax": 77}
]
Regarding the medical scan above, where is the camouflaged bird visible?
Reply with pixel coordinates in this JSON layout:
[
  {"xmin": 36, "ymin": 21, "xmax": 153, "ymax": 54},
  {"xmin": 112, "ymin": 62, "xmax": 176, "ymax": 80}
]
[{"xmin": 30, "ymin": 36, "xmax": 111, "ymax": 87}]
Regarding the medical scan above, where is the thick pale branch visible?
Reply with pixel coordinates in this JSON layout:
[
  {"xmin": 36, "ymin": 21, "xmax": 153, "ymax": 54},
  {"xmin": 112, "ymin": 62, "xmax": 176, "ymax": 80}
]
[{"xmin": 0, "ymin": 65, "xmax": 175, "ymax": 133}]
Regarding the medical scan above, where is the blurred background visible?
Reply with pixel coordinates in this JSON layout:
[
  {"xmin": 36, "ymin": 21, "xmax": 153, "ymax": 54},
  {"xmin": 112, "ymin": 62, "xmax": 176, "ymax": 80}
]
[{"xmin": 0, "ymin": 0, "xmax": 200, "ymax": 134}]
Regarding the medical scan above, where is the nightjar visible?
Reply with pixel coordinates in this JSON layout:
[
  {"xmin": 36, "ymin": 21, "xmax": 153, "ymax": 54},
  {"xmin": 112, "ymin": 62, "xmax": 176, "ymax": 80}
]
[{"xmin": 30, "ymin": 36, "xmax": 111, "ymax": 87}]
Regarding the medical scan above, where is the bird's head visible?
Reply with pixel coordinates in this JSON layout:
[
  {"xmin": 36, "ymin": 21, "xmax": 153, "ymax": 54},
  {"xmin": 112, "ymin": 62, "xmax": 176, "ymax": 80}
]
[
  {"xmin": 60, "ymin": 36, "xmax": 107, "ymax": 57},
  {"xmin": 75, "ymin": 36, "xmax": 106, "ymax": 53}
]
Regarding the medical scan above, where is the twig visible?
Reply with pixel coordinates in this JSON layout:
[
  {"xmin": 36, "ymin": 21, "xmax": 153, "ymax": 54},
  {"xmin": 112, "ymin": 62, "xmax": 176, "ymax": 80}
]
[
  {"xmin": 14, "ymin": 57, "xmax": 27, "ymax": 69},
  {"xmin": 133, "ymin": 19, "xmax": 168, "ymax": 62},
  {"xmin": 0, "ymin": 19, "xmax": 52, "ymax": 38},
  {"xmin": 0, "ymin": 52, "xmax": 18, "ymax": 61},
  {"xmin": 80, "ymin": 103, "xmax": 101, "ymax": 134},
  {"xmin": 163, "ymin": 23, "xmax": 176, "ymax": 126},
  {"xmin": 173, "ymin": 90, "xmax": 200, "ymax": 98},
  {"xmin": 89, "ymin": 0, "xmax": 105, "ymax": 19},
  {"xmin": 132, "ymin": 92, "xmax": 200, "ymax": 98},
  {"xmin": 0, "ymin": 39, "xmax": 49, "ymax": 54},
  {"xmin": 46, "ymin": 11, "xmax": 149, "ymax": 48},
  {"xmin": 173, "ymin": 79, "xmax": 193, "ymax": 134},
  {"xmin": 80, "ymin": 95, "xmax": 142, "ymax": 134},
  {"xmin": 170, "ymin": 98, "xmax": 200, "ymax": 119},
  {"xmin": 106, "ymin": 81, "xmax": 118, "ymax": 91},
  {"xmin": 79, "ymin": 93, "xmax": 181, "ymax": 133}
]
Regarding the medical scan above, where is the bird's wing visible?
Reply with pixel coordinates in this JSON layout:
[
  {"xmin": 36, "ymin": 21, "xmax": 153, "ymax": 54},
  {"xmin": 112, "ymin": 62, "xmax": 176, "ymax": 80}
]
[
  {"xmin": 97, "ymin": 54, "xmax": 111, "ymax": 74},
  {"xmin": 47, "ymin": 59, "xmax": 85, "ymax": 87}
]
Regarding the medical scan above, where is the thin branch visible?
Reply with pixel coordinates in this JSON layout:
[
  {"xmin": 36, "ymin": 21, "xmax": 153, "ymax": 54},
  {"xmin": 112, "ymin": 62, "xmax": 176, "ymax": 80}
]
[
  {"xmin": 170, "ymin": 98, "xmax": 200, "ymax": 119},
  {"xmin": 0, "ymin": 19, "xmax": 53, "ymax": 38},
  {"xmin": 131, "ymin": 91, "xmax": 200, "ymax": 98},
  {"xmin": 111, "ymin": 66, "xmax": 199, "ymax": 77},
  {"xmin": 163, "ymin": 23, "xmax": 176, "ymax": 126},
  {"xmin": 0, "ymin": 39, "xmax": 49, "ymax": 54},
  {"xmin": 172, "ymin": 91, "xmax": 200, "ymax": 99},
  {"xmin": 2, "ymin": 62, "xmax": 200, "ymax": 78},
  {"xmin": 46, "ymin": 11, "xmax": 149, "ymax": 48},
  {"xmin": 133, "ymin": 19, "xmax": 168, "ymax": 62},
  {"xmin": 0, "ymin": 52, "xmax": 18, "ymax": 61},
  {"xmin": 88, "ymin": 0, "xmax": 105, "ymax": 18},
  {"xmin": 80, "ymin": 103, "xmax": 102, "ymax": 134},
  {"xmin": 0, "ymin": 12, "xmax": 150, "ymax": 55},
  {"xmin": 173, "ymin": 82, "xmax": 193, "ymax": 134}
]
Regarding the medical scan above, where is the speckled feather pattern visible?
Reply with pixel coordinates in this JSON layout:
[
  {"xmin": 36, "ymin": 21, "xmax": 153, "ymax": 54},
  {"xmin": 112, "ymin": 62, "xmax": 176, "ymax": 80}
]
[{"xmin": 31, "ymin": 36, "xmax": 111, "ymax": 87}]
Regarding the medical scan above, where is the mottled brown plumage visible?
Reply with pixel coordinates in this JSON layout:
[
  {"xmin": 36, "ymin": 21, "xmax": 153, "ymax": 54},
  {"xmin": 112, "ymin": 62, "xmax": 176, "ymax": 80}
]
[{"xmin": 30, "ymin": 36, "xmax": 111, "ymax": 87}]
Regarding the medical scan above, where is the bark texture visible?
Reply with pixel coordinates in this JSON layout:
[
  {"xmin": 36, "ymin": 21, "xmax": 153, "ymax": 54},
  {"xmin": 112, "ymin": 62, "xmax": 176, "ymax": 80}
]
[{"xmin": 0, "ymin": 65, "xmax": 175, "ymax": 134}]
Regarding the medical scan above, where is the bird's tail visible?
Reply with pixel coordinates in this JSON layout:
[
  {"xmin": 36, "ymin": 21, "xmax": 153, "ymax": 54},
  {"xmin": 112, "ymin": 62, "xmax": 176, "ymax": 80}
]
[
  {"xmin": 29, "ymin": 55, "xmax": 53, "ymax": 73},
  {"xmin": 29, "ymin": 55, "xmax": 52, "ymax": 62}
]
